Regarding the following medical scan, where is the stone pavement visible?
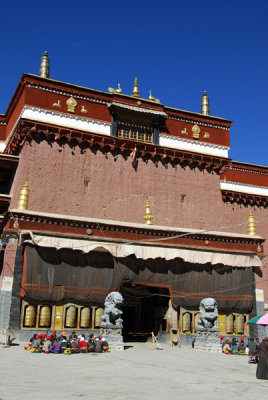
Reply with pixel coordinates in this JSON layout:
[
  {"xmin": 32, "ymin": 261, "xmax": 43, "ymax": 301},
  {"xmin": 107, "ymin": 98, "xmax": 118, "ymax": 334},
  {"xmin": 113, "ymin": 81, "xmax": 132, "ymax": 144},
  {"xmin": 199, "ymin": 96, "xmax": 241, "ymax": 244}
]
[{"xmin": 0, "ymin": 342, "xmax": 267, "ymax": 400}]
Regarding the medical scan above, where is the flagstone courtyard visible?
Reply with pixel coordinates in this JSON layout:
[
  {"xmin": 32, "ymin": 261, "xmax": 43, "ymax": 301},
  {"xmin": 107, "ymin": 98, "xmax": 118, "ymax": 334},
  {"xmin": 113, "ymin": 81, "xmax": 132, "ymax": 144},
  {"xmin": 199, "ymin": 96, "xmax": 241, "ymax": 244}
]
[{"xmin": 0, "ymin": 342, "xmax": 267, "ymax": 400}]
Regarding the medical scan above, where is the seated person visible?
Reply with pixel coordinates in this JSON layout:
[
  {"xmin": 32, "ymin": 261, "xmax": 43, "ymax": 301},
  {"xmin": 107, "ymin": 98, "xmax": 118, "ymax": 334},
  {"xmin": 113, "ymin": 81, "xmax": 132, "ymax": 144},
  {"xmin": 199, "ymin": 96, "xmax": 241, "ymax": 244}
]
[
  {"xmin": 78, "ymin": 335, "xmax": 88, "ymax": 353},
  {"xmin": 51, "ymin": 337, "xmax": 61, "ymax": 353},
  {"xmin": 60, "ymin": 336, "xmax": 68, "ymax": 353},
  {"xmin": 94, "ymin": 336, "xmax": 103, "ymax": 353},
  {"xmin": 232, "ymin": 341, "xmax": 239, "ymax": 355},
  {"xmin": 223, "ymin": 337, "xmax": 232, "ymax": 354},
  {"xmin": 100, "ymin": 336, "xmax": 109, "ymax": 352},
  {"xmin": 87, "ymin": 334, "xmax": 96, "ymax": 353},
  {"xmin": 43, "ymin": 336, "xmax": 52, "ymax": 352}
]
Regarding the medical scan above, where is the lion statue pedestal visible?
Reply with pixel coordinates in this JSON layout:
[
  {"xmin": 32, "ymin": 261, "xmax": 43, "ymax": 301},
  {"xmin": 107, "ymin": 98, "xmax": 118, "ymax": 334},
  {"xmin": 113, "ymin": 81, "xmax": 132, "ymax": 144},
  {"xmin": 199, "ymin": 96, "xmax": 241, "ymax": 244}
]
[
  {"xmin": 194, "ymin": 298, "xmax": 222, "ymax": 352},
  {"xmin": 100, "ymin": 292, "xmax": 124, "ymax": 351}
]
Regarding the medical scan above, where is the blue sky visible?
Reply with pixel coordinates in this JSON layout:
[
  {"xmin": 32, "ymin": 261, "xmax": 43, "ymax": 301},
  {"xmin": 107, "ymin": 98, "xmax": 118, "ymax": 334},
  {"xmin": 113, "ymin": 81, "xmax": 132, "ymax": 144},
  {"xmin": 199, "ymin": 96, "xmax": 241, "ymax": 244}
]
[{"xmin": 1, "ymin": 0, "xmax": 267, "ymax": 166}]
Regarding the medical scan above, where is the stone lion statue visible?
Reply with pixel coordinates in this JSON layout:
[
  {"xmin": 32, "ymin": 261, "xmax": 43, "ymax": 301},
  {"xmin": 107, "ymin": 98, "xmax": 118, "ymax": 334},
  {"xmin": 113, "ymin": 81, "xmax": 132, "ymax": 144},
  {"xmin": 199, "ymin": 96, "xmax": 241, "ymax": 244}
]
[
  {"xmin": 100, "ymin": 291, "xmax": 124, "ymax": 329},
  {"xmin": 196, "ymin": 297, "xmax": 219, "ymax": 335}
]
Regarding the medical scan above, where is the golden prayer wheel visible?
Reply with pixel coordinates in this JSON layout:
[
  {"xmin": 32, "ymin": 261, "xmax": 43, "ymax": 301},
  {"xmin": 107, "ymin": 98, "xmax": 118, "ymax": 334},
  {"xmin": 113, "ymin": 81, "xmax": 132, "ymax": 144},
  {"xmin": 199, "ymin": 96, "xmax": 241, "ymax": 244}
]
[
  {"xmin": 194, "ymin": 313, "xmax": 200, "ymax": 332},
  {"xmin": 24, "ymin": 305, "xmax": 36, "ymax": 327},
  {"xmin": 39, "ymin": 305, "xmax": 51, "ymax": 327},
  {"xmin": 182, "ymin": 312, "xmax": 191, "ymax": 332},
  {"xmin": 65, "ymin": 305, "xmax": 77, "ymax": 328},
  {"xmin": 236, "ymin": 314, "xmax": 244, "ymax": 334},
  {"xmin": 95, "ymin": 308, "xmax": 104, "ymax": 327},
  {"xmin": 80, "ymin": 307, "xmax": 90, "ymax": 328},
  {"xmin": 226, "ymin": 314, "xmax": 234, "ymax": 333}
]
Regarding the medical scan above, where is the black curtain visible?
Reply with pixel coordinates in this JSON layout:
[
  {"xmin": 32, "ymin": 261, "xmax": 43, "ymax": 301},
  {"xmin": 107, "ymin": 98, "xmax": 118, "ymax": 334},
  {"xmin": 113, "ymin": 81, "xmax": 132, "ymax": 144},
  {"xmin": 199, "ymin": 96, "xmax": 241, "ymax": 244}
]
[{"xmin": 22, "ymin": 245, "xmax": 254, "ymax": 311}]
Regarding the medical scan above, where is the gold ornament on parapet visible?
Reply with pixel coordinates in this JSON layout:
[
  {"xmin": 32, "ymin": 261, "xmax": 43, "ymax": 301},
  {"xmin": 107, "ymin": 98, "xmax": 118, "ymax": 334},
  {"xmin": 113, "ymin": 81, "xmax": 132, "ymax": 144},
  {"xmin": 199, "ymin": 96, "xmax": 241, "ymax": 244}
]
[
  {"xmin": 108, "ymin": 83, "xmax": 122, "ymax": 94},
  {"xmin": 66, "ymin": 97, "xmax": 77, "ymax": 113},
  {"xmin": 53, "ymin": 100, "xmax": 61, "ymax": 108},
  {"xmin": 192, "ymin": 124, "xmax": 200, "ymax": 139},
  {"xmin": 81, "ymin": 106, "xmax": 88, "ymax": 114},
  {"xmin": 181, "ymin": 128, "xmax": 188, "ymax": 135},
  {"xmin": 13, "ymin": 219, "xmax": 20, "ymax": 230},
  {"xmin": 144, "ymin": 200, "xmax": 153, "ymax": 225},
  {"xmin": 203, "ymin": 132, "xmax": 210, "ymax": 139}
]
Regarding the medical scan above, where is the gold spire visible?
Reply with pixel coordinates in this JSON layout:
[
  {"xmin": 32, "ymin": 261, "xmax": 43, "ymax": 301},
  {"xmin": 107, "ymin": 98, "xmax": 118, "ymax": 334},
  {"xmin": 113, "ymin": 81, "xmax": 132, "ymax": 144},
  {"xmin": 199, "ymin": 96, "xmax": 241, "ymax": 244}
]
[
  {"xmin": 17, "ymin": 182, "xmax": 29, "ymax": 210},
  {"xmin": 143, "ymin": 200, "xmax": 153, "ymax": 225},
  {"xmin": 132, "ymin": 77, "xmax": 140, "ymax": 98},
  {"xmin": 201, "ymin": 90, "xmax": 210, "ymax": 115},
  {"xmin": 39, "ymin": 51, "xmax": 50, "ymax": 78},
  {"xmin": 247, "ymin": 211, "xmax": 256, "ymax": 235}
]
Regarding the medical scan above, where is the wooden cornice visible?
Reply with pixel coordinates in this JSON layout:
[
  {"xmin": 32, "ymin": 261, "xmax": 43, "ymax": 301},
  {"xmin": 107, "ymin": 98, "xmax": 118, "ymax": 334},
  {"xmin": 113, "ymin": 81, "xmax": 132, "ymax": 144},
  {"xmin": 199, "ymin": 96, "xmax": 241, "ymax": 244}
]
[{"xmin": 5, "ymin": 119, "xmax": 230, "ymax": 174}]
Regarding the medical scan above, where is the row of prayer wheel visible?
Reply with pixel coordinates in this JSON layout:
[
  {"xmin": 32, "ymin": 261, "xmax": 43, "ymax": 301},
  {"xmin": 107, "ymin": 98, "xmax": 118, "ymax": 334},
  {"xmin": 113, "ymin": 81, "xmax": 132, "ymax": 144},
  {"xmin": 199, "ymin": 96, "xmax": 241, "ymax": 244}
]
[
  {"xmin": 181, "ymin": 311, "xmax": 245, "ymax": 334},
  {"xmin": 182, "ymin": 312, "xmax": 200, "ymax": 332},
  {"xmin": 23, "ymin": 304, "xmax": 104, "ymax": 329}
]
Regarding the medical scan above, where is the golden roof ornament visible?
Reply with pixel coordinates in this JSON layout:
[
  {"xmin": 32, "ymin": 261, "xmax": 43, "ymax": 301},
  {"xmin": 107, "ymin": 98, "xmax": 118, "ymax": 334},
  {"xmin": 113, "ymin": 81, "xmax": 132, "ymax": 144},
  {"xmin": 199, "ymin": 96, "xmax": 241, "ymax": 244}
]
[
  {"xmin": 39, "ymin": 51, "xmax": 50, "ymax": 78},
  {"xmin": 108, "ymin": 83, "xmax": 122, "ymax": 94},
  {"xmin": 66, "ymin": 97, "xmax": 77, "ymax": 113},
  {"xmin": 144, "ymin": 200, "xmax": 153, "ymax": 225},
  {"xmin": 132, "ymin": 77, "xmax": 140, "ymax": 98},
  {"xmin": 201, "ymin": 90, "xmax": 210, "ymax": 115},
  {"xmin": 17, "ymin": 182, "xmax": 29, "ymax": 210},
  {"xmin": 248, "ymin": 211, "xmax": 256, "ymax": 235}
]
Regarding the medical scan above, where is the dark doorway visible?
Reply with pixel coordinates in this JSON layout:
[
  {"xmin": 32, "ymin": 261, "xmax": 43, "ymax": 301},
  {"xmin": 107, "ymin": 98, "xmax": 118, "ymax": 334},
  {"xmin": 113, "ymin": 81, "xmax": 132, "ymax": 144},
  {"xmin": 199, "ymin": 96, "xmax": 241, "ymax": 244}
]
[{"xmin": 120, "ymin": 283, "xmax": 170, "ymax": 341}]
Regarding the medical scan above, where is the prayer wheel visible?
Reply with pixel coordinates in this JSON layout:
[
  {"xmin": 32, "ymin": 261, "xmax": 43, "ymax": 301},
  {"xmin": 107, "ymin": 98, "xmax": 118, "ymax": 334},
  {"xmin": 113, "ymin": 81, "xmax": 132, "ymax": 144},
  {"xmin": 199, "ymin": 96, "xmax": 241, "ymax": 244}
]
[
  {"xmin": 80, "ymin": 307, "xmax": 90, "ymax": 328},
  {"xmin": 95, "ymin": 308, "xmax": 104, "ymax": 327},
  {"xmin": 236, "ymin": 314, "xmax": 244, "ymax": 334},
  {"xmin": 39, "ymin": 305, "xmax": 51, "ymax": 327},
  {"xmin": 24, "ymin": 305, "xmax": 36, "ymax": 327},
  {"xmin": 182, "ymin": 312, "xmax": 191, "ymax": 332},
  {"xmin": 194, "ymin": 313, "xmax": 200, "ymax": 332},
  {"xmin": 226, "ymin": 314, "xmax": 234, "ymax": 333},
  {"xmin": 65, "ymin": 305, "xmax": 77, "ymax": 328}
]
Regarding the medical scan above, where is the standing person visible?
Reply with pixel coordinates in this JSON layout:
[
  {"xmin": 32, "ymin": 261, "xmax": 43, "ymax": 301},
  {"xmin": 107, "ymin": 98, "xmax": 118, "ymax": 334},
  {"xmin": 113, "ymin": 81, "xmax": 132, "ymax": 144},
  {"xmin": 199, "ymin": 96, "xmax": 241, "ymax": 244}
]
[
  {"xmin": 256, "ymin": 337, "xmax": 268, "ymax": 380},
  {"xmin": 256, "ymin": 338, "xmax": 260, "ymax": 350}
]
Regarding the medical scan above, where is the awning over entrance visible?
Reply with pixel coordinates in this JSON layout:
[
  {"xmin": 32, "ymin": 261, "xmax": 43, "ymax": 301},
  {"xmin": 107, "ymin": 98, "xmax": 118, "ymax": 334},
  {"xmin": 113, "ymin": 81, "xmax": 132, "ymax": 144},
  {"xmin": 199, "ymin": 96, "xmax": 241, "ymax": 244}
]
[
  {"xmin": 24, "ymin": 232, "xmax": 261, "ymax": 268},
  {"xmin": 21, "ymin": 234, "xmax": 256, "ymax": 311}
]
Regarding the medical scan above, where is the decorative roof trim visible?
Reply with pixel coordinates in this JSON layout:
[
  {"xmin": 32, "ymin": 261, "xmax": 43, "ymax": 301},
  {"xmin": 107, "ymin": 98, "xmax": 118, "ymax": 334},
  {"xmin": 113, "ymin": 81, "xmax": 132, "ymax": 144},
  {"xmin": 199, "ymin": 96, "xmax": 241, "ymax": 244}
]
[
  {"xmin": 108, "ymin": 102, "xmax": 168, "ymax": 117},
  {"xmin": 160, "ymin": 134, "xmax": 229, "ymax": 158},
  {"xmin": 220, "ymin": 181, "xmax": 268, "ymax": 196}
]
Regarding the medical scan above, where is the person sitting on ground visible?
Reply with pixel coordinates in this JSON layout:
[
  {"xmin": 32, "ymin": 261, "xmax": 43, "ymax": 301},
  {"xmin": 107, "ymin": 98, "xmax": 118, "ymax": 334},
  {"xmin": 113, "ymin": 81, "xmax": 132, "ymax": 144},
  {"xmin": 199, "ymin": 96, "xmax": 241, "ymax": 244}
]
[
  {"xmin": 69, "ymin": 335, "xmax": 79, "ymax": 352},
  {"xmin": 238, "ymin": 338, "xmax": 246, "ymax": 355},
  {"xmin": 223, "ymin": 337, "xmax": 232, "ymax": 354},
  {"xmin": 232, "ymin": 340, "xmax": 239, "ymax": 355},
  {"xmin": 68, "ymin": 331, "xmax": 77, "ymax": 343},
  {"xmin": 60, "ymin": 335, "xmax": 68, "ymax": 353},
  {"xmin": 100, "ymin": 336, "xmax": 109, "ymax": 352},
  {"xmin": 51, "ymin": 330, "xmax": 57, "ymax": 342},
  {"xmin": 43, "ymin": 336, "xmax": 52, "ymax": 353},
  {"xmin": 248, "ymin": 337, "xmax": 259, "ymax": 356},
  {"xmin": 94, "ymin": 335, "xmax": 103, "ymax": 353},
  {"xmin": 87, "ymin": 334, "xmax": 96, "ymax": 353},
  {"xmin": 51, "ymin": 337, "xmax": 61, "ymax": 354},
  {"xmin": 31, "ymin": 335, "xmax": 42, "ymax": 352},
  {"xmin": 78, "ymin": 335, "xmax": 88, "ymax": 353}
]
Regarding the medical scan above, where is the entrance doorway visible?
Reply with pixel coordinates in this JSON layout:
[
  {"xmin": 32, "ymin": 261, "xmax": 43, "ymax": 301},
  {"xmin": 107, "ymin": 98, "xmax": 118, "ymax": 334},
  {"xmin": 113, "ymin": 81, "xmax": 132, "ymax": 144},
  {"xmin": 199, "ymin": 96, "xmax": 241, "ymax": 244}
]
[{"xmin": 120, "ymin": 283, "xmax": 170, "ymax": 341}]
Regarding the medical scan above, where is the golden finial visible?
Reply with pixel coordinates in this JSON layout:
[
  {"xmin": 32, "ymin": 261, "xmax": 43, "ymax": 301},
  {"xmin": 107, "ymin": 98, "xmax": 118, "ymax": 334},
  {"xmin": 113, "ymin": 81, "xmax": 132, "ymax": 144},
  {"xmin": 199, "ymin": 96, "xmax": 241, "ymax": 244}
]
[
  {"xmin": 132, "ymin": 77, "xmax": 140, "ymax": 98},
  {"xmin": 201, "ymin": 90, "xmax": 210, "ymax": 115},
  {"xmin": 17, "ymin": 182, "xmax": 29, "ymax": 210},
  {"xmin": 248, "ymin": 211, "xmax": 256, "ymax": 235},
  {"xmin": 144, "ymin": 200, "xmax": 153, "ymax": 225},
  {"xmin": 149, "ymin": 90, "xmax": 154, "ymax": 100},
  {"xmin": 39, "ymin": 51, "xmax": 50, "ymax": 78}
]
